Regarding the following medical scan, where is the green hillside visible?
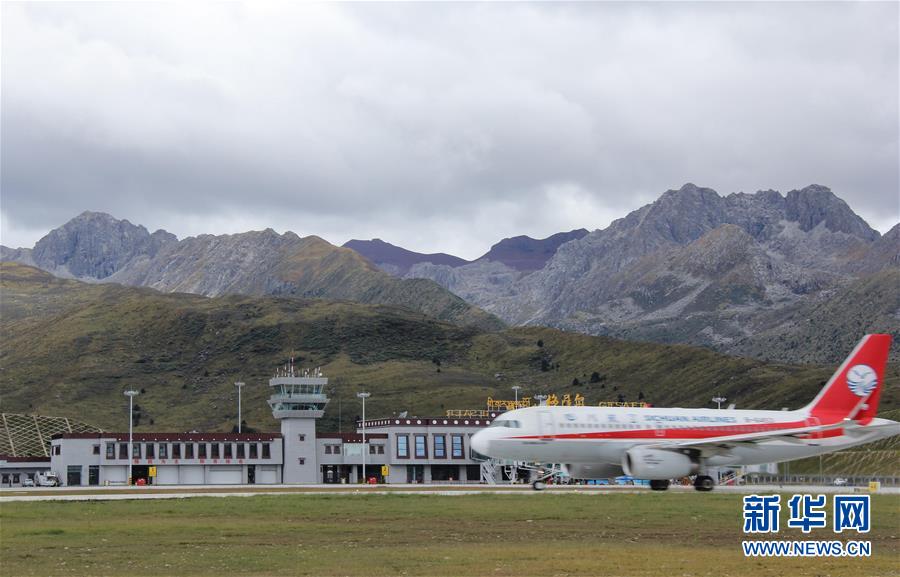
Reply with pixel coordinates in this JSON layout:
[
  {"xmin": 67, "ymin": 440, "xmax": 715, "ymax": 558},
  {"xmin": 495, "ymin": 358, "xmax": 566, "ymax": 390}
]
[{"xmin": 1, "ymin": 262, "xmax": 897, "ymax": 436}]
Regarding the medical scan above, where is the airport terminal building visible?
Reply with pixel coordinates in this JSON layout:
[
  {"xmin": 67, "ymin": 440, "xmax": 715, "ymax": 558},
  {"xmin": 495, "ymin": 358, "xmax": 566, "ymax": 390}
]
[{"xmin": 48, "ymin": 369, "xmax": 500, "ymax": 486}]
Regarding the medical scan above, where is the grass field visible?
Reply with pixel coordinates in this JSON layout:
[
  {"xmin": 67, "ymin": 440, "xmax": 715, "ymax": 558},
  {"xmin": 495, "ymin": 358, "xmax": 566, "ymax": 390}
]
[{"xmin": 1, "ymin": 493, "xmax": 898, "ymax": 577}]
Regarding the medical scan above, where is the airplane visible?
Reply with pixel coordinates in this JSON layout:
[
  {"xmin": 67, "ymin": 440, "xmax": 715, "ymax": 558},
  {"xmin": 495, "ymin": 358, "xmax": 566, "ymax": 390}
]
[{"xmin": 469, "ymin": 334, "xmax": 899, "ymax": 491}]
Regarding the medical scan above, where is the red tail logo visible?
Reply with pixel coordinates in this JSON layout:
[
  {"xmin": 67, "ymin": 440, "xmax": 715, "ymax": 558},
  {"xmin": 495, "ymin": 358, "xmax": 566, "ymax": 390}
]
[{"xmin": 805, "ymin": 334, "xmax": 892, "ymax": 424}]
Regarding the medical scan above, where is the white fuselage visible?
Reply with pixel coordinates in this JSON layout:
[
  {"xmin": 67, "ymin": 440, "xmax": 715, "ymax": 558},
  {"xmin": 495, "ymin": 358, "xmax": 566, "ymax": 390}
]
[{"xmin": 469, "ymin": 405, "xmax": 899, "ymax": 469}]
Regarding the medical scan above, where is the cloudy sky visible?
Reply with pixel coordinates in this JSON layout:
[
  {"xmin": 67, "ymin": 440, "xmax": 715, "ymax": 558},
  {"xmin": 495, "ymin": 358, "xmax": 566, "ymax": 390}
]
[{"xmin": 2, "ymin": 2, "xmax": 898, "ymax": 259}]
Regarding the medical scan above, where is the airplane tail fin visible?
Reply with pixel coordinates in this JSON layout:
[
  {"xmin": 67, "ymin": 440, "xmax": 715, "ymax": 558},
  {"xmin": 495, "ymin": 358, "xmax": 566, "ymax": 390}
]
[{"xmin": 803, "ymin": 334, "xmax": 892, "ymax": 424}]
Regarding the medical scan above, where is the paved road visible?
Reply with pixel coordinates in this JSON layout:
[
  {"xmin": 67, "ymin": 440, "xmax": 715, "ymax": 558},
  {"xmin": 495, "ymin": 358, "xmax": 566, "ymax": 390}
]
[{"xmin": 1, "ymin": 483, "xmax": 896, "ymax": 502}]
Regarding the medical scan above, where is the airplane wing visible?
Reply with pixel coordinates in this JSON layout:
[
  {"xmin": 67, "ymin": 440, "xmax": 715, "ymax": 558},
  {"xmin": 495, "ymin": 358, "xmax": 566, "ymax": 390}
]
[{"xmin": 649, "ymin": 419, "xmax": 854, "ymax": 453}]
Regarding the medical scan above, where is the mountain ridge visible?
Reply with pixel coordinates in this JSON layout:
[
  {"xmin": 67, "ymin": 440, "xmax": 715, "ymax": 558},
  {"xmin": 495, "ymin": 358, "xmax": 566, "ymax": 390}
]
[
  {"xmin": 3, "ymin": 216, "xmax": 502, "ymax": 331},
  {"xmin": 404, "ymin": 183, "xmax": 897, "ymax": 362},
  {"xmin": 4, "ymin": 183, "xmax": 894, "ymax": 363},
  {"xmin": 342, "ymin": 238, "xmax": 468, "ymax": 276}
]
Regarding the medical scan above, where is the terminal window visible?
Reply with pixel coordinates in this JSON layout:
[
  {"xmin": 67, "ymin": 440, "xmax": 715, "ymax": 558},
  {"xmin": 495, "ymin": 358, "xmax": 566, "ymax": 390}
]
[
  {"xmin": 397, "ymin": 435, "xmax": 409, "ymax": 458},
  {"xmin": 172, "ymin": 444, "xmax": 181, "ymax": 459},
  {"xmin": 211, "ymin": 444, "xmax": 220, "ymax": 459},
  {"xmin": 262, "ymin": 443, "xmax": 271, "ymax": 459},
  {"xmin": 106, "ymin": 443, "xmax": 115, "ymax": 460},
  {"xmin": 434, "ymin": 435, "xmax": 446, "ymax": 458},
  {"xmin": 132, "ymin": 444, "xmax": 141, "ymax": 459},
  {"xmin": 93, "ymin": 444, "xmax": 100, "ymax": 455},
  {"xmin": 249, "ymin": 444, "xmax": 258, "ymax": 459},
  {"xmin": 159, "ymin": 443, "xmax": 168, "ymax": 459},
  {"xmin": 415, "ymin": 435, "xmax": 427, "ymax": 458},
  {"xmin": 145, "ymin": 443, "xmax": 155, "ymax": 459},
  {"xmin": 236, "ymin": 444, "xmax": 245, "ymax": 459},
  {"xmin": 224, "ymin": 444, "xmax": 233, "ymax": 459},
  {"xmin": 451, "ymin": 435, "xmax": 464, "ymax": 459},
  {"xmin": 185, "ymin": 443, "xmax": 194, "ymax": 459},
  {"xmin": 119, "ymin": 443, "xmax": 128, "ymax": 459},
  {"xmin": 198, "ymin": 444, "xmax": 207, "ymax": 459}
]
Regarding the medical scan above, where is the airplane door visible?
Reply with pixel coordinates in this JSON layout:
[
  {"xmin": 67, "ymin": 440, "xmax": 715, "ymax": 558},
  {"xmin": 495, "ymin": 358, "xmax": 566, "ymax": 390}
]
[{"xmin": 538, "ymin": 411, "xmax": 555, "ymax": 440}]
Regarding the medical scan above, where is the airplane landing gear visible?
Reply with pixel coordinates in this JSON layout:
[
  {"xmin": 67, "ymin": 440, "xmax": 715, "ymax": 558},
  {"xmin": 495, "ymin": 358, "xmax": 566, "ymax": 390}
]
[
  {"xmin": 649, "ymin": 479, "xmax": 670, "ymax": 491},
  {"xmin": 532, "ymin": 480, "xmax": 547, "ymax": 491},
  {"xmin": 694, "ymin": 475, "xmax": 715, "ymax": 492}
]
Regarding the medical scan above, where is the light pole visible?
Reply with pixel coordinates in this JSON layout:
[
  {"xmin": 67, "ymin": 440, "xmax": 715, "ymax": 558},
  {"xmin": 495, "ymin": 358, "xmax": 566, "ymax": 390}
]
[
  {"xmin": 511, "ymin": 385, "xmax": 522, "ymax": 406},
  {"xmin": 712, "ymin": 395, "xmax": 727, "ymax": 410},
  {"xmin": 534, "ymin": 394, "xmax": 548, "ymax": 406},
  {"xmin": 124, "ymin": 390, "xmax": 139, "ymax": 485},
  {"xmin": 357, "ymin": 392, "xmax": 370, "ymax": 483},
  {"xmin": 234, "ymin": 382, "xmax": 245, "ymax": 433}
]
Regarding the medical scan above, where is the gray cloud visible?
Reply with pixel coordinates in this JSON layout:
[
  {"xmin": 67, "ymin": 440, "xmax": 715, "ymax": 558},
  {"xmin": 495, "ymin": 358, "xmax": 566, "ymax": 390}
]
[{"xmin": 2, "ymin": 2, "xmax": 897, "ymax": 259}]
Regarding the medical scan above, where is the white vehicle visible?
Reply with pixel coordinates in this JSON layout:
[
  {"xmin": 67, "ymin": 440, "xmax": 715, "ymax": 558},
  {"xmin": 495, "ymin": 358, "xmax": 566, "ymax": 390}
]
[
  {"xmin": 35, "ymin": 472, "xmax": 60, "ymax": 487},
  {"xmin": 833, "ymin": 477, "xmax": 848, "ymax": 486},
  {"xmin": 471, "ymin": 334, "xmax": 899, "ymax": 492},
  {"xmin": 21, "ymin": 476, "xmax": 35, "ymax": 487}
]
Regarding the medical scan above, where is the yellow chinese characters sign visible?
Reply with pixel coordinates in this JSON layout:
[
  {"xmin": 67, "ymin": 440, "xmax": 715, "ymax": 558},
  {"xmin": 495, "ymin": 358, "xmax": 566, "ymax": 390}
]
[{"xmin": 487, "ymin": 393, "xmax": 586, "ymax": 410}]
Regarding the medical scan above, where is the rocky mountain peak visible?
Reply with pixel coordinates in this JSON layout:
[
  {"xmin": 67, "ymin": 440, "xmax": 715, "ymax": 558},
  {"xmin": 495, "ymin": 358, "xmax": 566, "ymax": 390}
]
[
  {"xmin": 30, "ymin": 212, "xmax": 177, "ymax": 280},
  {"xmin": 785, "ymin": 185, "xmax": 879, "ymax": 240},
  {"xmin": 662, "ymin": 182, "xmax": 716, "ymax": 198},
  {"xmin": 635, "ymin": 183, "xmax": 726, "ymax": 245}
]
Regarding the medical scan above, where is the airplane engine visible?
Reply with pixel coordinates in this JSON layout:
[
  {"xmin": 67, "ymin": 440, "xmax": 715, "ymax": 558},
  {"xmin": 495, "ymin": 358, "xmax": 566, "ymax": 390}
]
[
  {"xmin": 563, "ymin": 463, "xmax": 623, "ymax": 480},
  {"xmin": 622, "ymin": 447, "xmax": 699, "ymax": 479}
]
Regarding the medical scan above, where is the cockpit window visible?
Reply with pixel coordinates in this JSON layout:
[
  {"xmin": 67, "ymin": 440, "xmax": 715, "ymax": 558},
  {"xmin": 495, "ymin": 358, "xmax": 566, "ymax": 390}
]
[{"xmin": 488, "ymin": 419, "xmax": 521, "ymax": 428}]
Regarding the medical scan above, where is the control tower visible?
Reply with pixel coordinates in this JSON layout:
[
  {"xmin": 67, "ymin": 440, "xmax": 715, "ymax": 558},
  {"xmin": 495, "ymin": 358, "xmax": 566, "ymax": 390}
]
[{"xmin": 268, "ymin": 362, "xmax": 329, "ymax": 483}]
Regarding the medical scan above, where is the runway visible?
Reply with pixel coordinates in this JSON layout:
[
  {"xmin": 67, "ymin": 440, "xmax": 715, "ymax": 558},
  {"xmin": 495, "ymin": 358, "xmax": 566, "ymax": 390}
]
[{"xmin": 1, "ymin": 482, "xmax": 895, "ymax": 502}]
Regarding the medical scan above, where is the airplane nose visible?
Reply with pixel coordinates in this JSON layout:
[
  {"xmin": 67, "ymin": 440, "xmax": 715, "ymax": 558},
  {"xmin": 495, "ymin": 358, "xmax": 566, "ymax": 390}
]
[{"xmin": 470, "ymin": 430, "xmax": 490, "ymax": 456}]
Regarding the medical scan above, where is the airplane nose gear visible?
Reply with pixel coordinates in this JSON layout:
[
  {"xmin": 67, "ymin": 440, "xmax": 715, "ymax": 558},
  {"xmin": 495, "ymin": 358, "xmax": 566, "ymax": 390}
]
[
  {"xmin": 693, "ymin": 475, "xmax": 715, "ymax": 491},
  {"xmin": 529, "ymin": 465, "xmax": 560, "ymax": 490}
]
